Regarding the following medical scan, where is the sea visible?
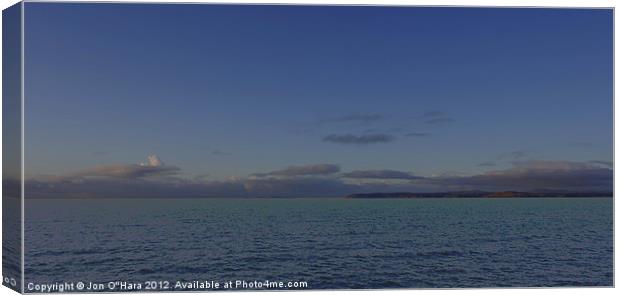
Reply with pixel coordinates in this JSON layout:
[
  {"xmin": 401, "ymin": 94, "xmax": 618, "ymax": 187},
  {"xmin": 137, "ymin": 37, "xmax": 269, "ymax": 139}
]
[{"xmin": 22, "ymin": 198, "xmax": 613, "ymax": 290}]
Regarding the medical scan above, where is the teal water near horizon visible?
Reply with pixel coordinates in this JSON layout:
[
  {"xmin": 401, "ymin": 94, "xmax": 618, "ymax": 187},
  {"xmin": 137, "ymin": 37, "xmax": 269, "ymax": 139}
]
[{"xmin": 24, "ymin": 198, "xmax": 613, "ymax": 290}]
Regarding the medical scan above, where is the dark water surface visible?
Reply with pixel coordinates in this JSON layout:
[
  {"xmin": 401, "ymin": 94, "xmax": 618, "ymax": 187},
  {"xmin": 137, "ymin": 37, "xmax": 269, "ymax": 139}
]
[{"xmin": 24, "ymin": 198, "xmax": 613, "ymax": 289}]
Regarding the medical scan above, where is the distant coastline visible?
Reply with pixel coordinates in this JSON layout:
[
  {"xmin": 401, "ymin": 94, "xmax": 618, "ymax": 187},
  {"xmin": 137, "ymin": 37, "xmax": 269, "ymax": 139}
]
[
  {"xmin": 22, "ymin": 191, "xmax": 615, "ymax": 199},
  {"xmin": 346, "ymin": 191, "xmax": 613, "ymax": 199}
]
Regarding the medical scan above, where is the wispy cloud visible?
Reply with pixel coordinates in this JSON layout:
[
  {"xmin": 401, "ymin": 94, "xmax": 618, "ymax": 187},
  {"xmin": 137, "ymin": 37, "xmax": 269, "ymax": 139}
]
[
  {"xmin": 254, "ymin": 164, "xmax": 341, "ymax": 177},
  {"xmin": 478, "ymin": 150, "xmax": 530, "ymax": 167},
  {"xmin": 499, "ymin": 150, "xmax": 528, "ymax": 160},
  {"xmin": 322, "ymin": 133, "xmax": 395, "ymax": 145},
  {"xmin": 320, "ymin": 114, "xmax": 384, "ymax": 124},
  {"xmin": 589, "ymin": 160, "xmax": 613, "ymax": 168},
  {"xmin": 425, "ymin": 117, "xmax": 455, "ymax": 124},
  {"xmin": 420, "ymin": 111, "xmax": 454, "ymax": 125},
  {"xmin": 342, "ymin": 169, "xmax": 422, "ymax": 180},
  {"xmin": 405, "ymin": 132, "xmax": 431, "ymax": 137},
  {"xmin": 422, "ymin": 111, "xmax": 445, "ymax": 118}
]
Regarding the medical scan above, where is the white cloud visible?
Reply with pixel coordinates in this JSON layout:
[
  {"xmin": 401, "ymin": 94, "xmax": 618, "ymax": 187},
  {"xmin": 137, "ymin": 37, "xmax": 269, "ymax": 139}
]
[{"xmin": 141, "ymin": 154, "xmax": 164, "ymax": 167}]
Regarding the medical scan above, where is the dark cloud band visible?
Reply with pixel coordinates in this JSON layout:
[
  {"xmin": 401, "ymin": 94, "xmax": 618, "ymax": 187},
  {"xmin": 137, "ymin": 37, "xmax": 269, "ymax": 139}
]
[
  {"xmin": 254, "ymin": 164, "xmax": 341, "ymax": 177},
  {"xmin": 322, "ymin": 134, "xmax": 394, "ymax": 145},
  {"xmin": 342, "ymin": 170, "xmax": 422, "ymax": 180}
]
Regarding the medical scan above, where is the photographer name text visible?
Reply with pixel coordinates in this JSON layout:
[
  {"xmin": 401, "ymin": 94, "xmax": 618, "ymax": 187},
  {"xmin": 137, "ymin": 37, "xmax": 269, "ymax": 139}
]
[{"xmin": 27, "ymin": 280, "xmax": 308, "ymax": 292}]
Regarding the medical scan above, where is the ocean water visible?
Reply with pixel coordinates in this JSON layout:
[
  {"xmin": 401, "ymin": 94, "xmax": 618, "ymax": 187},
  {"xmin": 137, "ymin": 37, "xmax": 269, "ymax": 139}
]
[{"xmin": 24, "ymin": 198, "xmax": 613, "ymax": 290}]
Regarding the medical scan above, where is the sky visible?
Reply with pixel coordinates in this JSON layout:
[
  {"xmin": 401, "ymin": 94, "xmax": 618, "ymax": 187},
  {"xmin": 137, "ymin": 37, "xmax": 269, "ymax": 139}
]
[{"xmin": 21, "ymin": 3, "xmax": 613, "ymax": 197}]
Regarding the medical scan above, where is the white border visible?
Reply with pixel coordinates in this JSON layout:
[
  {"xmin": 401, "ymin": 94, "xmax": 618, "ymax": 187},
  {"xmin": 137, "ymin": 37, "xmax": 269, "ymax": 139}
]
[{"xmin": 0, "ymin": 1, "xmax": 618, "ymax": 295}]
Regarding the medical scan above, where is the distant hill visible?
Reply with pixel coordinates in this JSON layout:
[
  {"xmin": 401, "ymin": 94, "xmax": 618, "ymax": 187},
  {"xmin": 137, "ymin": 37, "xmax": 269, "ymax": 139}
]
[{"xmin": 346, "ymin": 191, "xmax": 613, "ymax": 199}]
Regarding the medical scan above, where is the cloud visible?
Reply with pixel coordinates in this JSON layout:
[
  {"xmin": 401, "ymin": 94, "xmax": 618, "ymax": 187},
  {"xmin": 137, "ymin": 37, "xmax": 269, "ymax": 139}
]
[
  {"xmin": 40, "ymin": 155, "xmax": 180, "ymax": 182},
  {"xmin": 242, "ymin": 175, "xmax": 427, "ymax": 197},
  {"xmin": 254, "ymin": 164, "xmax": 341, "ymax": 177},
  {"xmin": 69, "ymin": 155, "xmax": 177, "ymax": 180},
  {"xmin": 421, "ymin": 111, "xmax": 454, "ymax": 125},
  {"xmin": 74, "ymin": 164, "xmax": 179, "ymax": 179},
  {"xmin": 499, "ymin": 150, "xmax": 528, "ymax": 160},
  {"xmin": 322, "ymin": 133, "xmax": 395, "ymax": 145},
  {"xmin": 405, "ymin": 132, "xmax": 431, "ymax": 137},
  {"xmin": 422, "ymin": 111, "xmax": 445, "ymax": 118},
  {"xmin": 25, "ymin": 156, "xmax": 612, "ymax": 199},
  {"xmin": 26, "ymin": 160, "xmax": 352, "ymax": 198},
  {"xmin": 141, "ymin": 154, "xmax": 163, "ymax": 167},
  {"xmin": 425, "ymin": 117, "xmax": 455, "ymax": 124},
  {"xmin": 508, "ymin": 161, "xmax": 587, "ymax": 170},
  {"xmin": 25, "ymin": 154, "xmax": 244, "ymax": 198},
  {"xmin": 243, "ymin": 177, "xmax": 355, "ymax": 197},
  {"xmin": 25, "ymin": 177, "xmax": 246, "ymax": 199},
  {"xmin": 478, "ymin": 150, "xmax": 530, "ymax": 167},
  {"xmin": 320, "ymin": 114, "xmax": 384, "ymax": 124},
  {"xmin": 27, "ymin": 173, "xmax": 367, "ymax": 199},
  {"xmin": 424, "ymin": 160, "xmax": 612, "ymax": 191},
  {"xmin": 25, "ymin": 156, "xmax": 428, "ymax": 198},
  {"xmin": 589, "ymin": 160, "xmax": 613, "ymax": 168},
  {"xmin": 342, "ymin": 169, "xmax": 422, "ymax": 180}
]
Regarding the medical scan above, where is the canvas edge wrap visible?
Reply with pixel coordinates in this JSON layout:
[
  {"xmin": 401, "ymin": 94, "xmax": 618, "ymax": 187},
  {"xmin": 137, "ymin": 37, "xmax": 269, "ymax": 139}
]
[{"xmin": 3, "ymin": 1, "xmax": 24, "ymax": 293}]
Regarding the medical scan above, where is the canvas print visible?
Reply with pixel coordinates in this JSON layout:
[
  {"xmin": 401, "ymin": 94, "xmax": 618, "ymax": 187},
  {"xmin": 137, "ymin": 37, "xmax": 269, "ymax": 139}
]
[{"xmin": 2, "ymin": 1, "xmax": 614, "ymax": 293}]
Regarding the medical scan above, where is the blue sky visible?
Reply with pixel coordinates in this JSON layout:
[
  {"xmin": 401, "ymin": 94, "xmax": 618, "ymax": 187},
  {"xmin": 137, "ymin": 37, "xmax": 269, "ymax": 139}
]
[{"xmin": 22, "ymin": 3, "xmax": 613, "ymax": 197}]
